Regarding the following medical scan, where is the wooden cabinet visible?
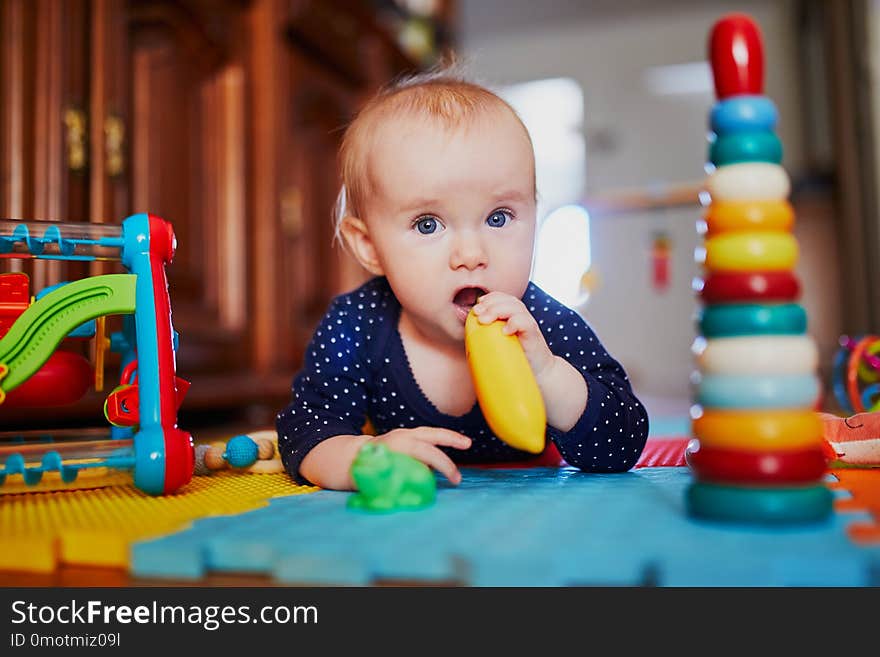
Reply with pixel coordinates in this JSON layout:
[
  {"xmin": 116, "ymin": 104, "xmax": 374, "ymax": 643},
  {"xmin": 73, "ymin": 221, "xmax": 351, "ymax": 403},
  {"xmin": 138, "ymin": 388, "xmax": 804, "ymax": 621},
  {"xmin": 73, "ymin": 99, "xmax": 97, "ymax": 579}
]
[{"xmin": 0, "ymin": 0, "xmax": 447, "ymax": 429}]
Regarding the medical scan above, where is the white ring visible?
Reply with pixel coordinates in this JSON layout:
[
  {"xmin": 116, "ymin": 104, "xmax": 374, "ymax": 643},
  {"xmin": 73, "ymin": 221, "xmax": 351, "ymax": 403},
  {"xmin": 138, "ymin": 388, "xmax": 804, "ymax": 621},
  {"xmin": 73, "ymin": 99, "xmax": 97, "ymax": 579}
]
[
  {"xmin": 706, "ymin": 162, "xmax": 791, "ymax": 202},
  {"xmin": 695, "ymin": 335, "xmax": 818, "ymax": 375}
]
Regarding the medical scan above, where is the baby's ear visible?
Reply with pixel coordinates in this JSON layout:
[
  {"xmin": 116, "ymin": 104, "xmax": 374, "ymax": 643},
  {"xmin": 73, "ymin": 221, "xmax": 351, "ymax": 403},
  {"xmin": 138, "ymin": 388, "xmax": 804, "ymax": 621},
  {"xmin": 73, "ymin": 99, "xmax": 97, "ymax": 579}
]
[{"xmin": 340, "ymin": 216, "xmax": 384, "ymax": 276}]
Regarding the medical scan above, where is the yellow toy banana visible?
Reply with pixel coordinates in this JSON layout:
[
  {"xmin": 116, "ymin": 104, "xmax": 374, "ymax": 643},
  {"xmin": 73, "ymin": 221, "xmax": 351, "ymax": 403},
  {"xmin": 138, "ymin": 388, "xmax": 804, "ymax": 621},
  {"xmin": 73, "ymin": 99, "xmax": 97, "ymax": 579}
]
[{"xmin": 465, "ymin": 310, "xmax": 546, "ymax": 453}]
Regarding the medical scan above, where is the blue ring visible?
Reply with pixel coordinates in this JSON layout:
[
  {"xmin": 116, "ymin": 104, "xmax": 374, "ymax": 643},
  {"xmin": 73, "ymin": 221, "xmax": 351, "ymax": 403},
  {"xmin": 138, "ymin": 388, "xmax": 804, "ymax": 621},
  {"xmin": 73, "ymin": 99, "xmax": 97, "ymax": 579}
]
[
  {"xmin": 698, "ymin": 303, "xmax": 807, "ymax": 338},
  {"xmin": 709, "ymin": 131, "xmax": 783, "ymax": 166},
  {"xmin": 696, "ymin": 373, "xmax": 820, "ymax": 409},
  {"xmin": 710, "ymin": 95, "xmax": 778, "ymax": 135},
  {"xmin": 686, "ymin": 482, "xmax": 832, "ymax": 525}
]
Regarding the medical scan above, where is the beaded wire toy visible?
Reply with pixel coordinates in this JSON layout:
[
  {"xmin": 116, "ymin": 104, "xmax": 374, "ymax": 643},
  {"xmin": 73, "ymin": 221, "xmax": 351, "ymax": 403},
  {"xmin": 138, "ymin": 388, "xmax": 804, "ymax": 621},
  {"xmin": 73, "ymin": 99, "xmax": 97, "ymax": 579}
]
[{"xmin": 193, "ymin": 430, "xmax": 282, "ymax": 476}]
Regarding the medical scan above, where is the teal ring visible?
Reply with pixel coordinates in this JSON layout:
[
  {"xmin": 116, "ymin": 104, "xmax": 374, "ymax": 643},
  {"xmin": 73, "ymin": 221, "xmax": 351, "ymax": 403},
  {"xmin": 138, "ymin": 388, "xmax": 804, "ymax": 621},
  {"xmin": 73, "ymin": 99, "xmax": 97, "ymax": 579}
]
[
  {"xmin": 685, "ymin": 482, "xmax": 832, "ymax": 525},
  {"xmin": 709, "ymin": 131, "xmax": 783, "ymax": 166},
  {"xmin": 698, "ymin": 303, "xmax": 807, "ymax": 338},
  {"xmin": 696, "ymin": 373, "xmax": 820, "ymax": 409}
]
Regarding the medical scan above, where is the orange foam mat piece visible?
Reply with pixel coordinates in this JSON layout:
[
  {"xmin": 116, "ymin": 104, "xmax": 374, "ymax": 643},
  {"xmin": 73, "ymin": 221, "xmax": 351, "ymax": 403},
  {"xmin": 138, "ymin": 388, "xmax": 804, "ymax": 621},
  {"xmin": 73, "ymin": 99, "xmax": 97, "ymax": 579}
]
[
  {"xmin": 829, "ymin": 467, "xmax": 880, "ymax": 544},
  {"xmin": 0, "ymin": 471, "xmax": 316, "ymax": 573}
]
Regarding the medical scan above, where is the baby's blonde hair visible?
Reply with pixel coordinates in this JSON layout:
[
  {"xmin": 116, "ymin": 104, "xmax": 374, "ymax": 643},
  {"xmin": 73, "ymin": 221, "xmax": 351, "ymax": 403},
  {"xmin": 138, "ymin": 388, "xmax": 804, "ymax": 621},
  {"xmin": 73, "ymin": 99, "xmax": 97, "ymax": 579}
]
[{"xmin": 333, "ymin": 63, "xmax": 535, "ymax": 243}]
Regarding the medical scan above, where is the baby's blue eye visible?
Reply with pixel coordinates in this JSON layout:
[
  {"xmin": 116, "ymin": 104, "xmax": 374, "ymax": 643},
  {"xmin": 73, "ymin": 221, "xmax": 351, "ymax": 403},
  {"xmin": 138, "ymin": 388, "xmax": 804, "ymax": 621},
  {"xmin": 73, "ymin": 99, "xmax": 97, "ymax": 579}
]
[
  {"xmin": 486, "ymin": 210, "xmax": 512, "ymax": 228},
  {"xmin": 415, "ymin": 217, "xmax": 439, "ymax": 234}
]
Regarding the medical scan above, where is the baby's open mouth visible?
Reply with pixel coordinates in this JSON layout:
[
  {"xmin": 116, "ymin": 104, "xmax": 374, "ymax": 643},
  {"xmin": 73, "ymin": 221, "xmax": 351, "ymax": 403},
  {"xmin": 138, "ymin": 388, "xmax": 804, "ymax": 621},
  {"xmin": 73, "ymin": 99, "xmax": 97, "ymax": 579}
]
[{"xmin": 453, "ymin": 286, "xmax": 487, "ymax": 312}]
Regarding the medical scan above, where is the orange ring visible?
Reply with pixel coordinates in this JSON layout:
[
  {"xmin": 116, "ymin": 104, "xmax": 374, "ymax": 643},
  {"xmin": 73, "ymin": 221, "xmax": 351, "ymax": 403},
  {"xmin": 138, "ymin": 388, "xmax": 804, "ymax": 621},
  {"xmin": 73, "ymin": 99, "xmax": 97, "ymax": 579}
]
[
  {"xmin": 847, "ymin": 336, "xmax": 880, "ymax": 413},
  {"xmin": 692, "ymin": 410, "xmax": 823, "ymax": 451},
  {"xmin": 703, "ymin": 200, "xmax": 794, "ymax": 236}
]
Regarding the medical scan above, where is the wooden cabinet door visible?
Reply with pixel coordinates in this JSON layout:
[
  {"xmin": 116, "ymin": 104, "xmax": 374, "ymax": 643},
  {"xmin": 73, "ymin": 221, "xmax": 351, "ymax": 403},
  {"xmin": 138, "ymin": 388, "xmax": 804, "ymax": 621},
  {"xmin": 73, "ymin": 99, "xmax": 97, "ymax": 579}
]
[
  {"xmin": 0, "ymin": 0, "xmax": 92, "ymax": 288},
  {"xmin": 276, "ymin": 55, "xmax": 371, "ymax": 366},
  {"xmin": 127, "ymin": 2, "xmax": 249, "ymax": 378}
]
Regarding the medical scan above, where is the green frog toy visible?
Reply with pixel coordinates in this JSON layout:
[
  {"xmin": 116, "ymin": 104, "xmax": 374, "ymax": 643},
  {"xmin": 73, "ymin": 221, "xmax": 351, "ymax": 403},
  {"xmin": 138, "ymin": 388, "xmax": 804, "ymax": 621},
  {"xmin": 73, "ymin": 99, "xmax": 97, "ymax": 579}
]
[{"xmin": 347, "ymin": 442, "xmax": 436, "ymax": 512}]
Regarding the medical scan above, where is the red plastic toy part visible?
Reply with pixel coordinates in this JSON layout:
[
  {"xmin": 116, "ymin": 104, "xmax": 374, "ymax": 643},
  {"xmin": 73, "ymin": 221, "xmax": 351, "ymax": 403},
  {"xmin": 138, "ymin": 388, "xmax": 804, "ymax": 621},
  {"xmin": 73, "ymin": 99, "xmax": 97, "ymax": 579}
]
[
  {"xmin": 1, "ymin": 350, "xmax": 92, "ymax": 407},
  {"xmin": 709, "ymin": 13, "xmax": 764, "ymax": 99}
]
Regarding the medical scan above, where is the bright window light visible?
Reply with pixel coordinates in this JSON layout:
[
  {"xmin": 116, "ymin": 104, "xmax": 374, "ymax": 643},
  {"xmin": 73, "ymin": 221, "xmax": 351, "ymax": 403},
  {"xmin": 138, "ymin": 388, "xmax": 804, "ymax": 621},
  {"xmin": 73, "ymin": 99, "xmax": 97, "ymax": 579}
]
[
  {"xmin": 498, "ymin": 78, "xmax": 589, "ymax": 309},
  {"xmin": 532, "ymin": 204, "xmax": 591, "ymax": 308},
  {"xmin": 643, "ymin": 61, "xmax": 713, "ymax": 96},
  {"xmin": 498, "ymin": 78, "xmax": 586, "ymax": 218}
]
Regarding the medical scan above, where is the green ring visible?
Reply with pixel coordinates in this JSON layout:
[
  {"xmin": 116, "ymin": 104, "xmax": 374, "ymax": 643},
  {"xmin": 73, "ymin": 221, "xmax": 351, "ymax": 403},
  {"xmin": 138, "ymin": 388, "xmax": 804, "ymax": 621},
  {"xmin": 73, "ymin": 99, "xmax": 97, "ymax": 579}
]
[
  {"xmin": 686, "ymin": 482, "xmax": 832, "ymax": 525},
  {"xmin": 709, "ymin": 131, "xmax": 783, "ymax": 166},
  {"xmin": 698, "ymin": 303, "xmax": 807, "ymax": 338}
]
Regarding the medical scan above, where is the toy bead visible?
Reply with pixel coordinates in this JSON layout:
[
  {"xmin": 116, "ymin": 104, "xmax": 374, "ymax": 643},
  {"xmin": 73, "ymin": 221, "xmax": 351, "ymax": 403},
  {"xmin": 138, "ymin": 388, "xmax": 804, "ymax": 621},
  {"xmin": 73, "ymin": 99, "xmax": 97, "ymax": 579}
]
[
  {"xmin": 709, "ymin": 13, "xmax": 764, "ymax": 99},
  {"xmin": 703, "ymin": 200, "xmax": 794, "ymax": 236},
  {"xmin": 224, "ymin": 434, "xmax": 259, "ymax": 469},
  {"xmin": 696, "ymin": 373, "xmax": 820, "ymax": 410},
  {"xmin": 697, "ymin": 271, "xmax": 801, "ymax": 304},
  {"xmin": 702, "ymin": 231, "xmax": 798, "ymax": 272},
  {"xmin": 204, "ymin": 447, "xmax": 227, "ymax": 471},
  {"xmin": 705, "ymin": 162, "xmax": 790, "ymax": 202},
  {"xmin": 710, "ymin": 95, "xmax": 778, "ymax": 135},
  {"xmin": 696, "ymin": 335, "xmax": 818, "ymax": 376},
  {"xmin": 255, "ymin": 438, "xmax": 275, "ymax": 460},
  {"xmin": 693, "ymin": 409, "xmax": 824, "ymax": 452}
]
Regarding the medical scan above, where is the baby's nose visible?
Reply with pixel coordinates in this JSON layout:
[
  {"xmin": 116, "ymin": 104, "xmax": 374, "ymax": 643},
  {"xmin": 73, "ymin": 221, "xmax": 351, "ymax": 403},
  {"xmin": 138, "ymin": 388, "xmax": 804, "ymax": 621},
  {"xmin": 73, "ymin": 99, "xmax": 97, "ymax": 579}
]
[{"xmin": 450, "ymin": 233, "xmax": 488, "ymax": 269}]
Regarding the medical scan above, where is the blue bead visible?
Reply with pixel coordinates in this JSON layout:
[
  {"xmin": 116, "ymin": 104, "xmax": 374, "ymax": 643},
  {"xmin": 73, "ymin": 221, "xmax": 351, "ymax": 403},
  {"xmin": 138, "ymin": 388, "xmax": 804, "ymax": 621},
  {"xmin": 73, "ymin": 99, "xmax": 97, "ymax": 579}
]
[
  {"xmin": 696, "ymin": 373, "xmax": 820, "ymax": 409},
  {"xmin": 710, "ymin": 95, "xmax": 778, "ymax": 135},
  {"xmin": 224, "ymin": 435, "xmax": 259, "ymax": 469}
]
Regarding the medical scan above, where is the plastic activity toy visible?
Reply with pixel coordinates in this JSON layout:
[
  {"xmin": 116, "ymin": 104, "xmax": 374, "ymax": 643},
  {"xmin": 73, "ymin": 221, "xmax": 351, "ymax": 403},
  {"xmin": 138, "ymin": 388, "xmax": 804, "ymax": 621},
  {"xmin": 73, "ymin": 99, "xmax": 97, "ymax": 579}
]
[
  {"xmin": 831, "ymin": 334, "xmax": 880, "ymax": 414},
  {"xmin": 688, "ymin": 14, "xmax": 830, "ymax": 524},
  {"xmin": 347, "ymin": 442, "xmax": 436, "ymax": 512},
  {"xmin": 464, "ymin": 308, "xmax": 546, "ymax": 454},
  {"xmin": 0, "ymin": 214, "xmax": 193, "ymax": 496}
]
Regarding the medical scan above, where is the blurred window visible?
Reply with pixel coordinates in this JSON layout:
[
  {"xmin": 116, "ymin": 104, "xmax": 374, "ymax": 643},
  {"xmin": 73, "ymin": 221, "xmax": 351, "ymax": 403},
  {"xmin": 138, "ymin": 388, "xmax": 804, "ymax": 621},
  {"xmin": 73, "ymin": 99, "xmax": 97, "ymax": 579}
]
[{"xmin": 498, "ymin": 78, "xmax": 589, "ymax": 308}]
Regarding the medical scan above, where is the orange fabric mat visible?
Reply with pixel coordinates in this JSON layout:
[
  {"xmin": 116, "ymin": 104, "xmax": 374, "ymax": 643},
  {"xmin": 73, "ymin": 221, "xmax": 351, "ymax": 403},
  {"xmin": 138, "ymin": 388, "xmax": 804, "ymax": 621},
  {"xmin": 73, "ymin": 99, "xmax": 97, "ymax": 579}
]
[{"xmin": 829, "ymin": 467, "xmax": 880, "ymax": 544}]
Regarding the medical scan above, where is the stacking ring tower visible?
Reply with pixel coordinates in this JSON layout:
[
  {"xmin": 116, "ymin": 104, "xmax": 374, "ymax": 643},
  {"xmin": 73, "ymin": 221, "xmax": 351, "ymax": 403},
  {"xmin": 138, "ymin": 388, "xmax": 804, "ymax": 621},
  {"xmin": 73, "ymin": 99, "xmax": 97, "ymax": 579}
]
[{"xmin": 686, "ymin": 14, "xmax": 832, "ymax": 524}]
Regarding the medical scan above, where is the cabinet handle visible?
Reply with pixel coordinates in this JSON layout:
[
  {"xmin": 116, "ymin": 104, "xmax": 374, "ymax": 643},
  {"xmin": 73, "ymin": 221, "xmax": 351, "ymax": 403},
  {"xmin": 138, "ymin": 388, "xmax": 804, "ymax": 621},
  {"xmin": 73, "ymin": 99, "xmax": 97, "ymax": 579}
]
[
  {"xmin": 281, "ymin": 187, "xmax": 303, "ymax": 239},
  {"xmin": 62, "ymin": 108, "xmax": 87, "ymax": 172},
  {"xmin": 104, "ymin": 115, "xmax": 126, "ymax": 177}
]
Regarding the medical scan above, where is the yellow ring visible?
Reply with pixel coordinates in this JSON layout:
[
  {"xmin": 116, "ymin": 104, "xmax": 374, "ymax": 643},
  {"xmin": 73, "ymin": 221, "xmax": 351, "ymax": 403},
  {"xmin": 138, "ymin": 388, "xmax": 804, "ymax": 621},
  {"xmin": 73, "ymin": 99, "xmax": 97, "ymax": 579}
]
[
  {"xmin": 692, "ymin": 410, "xmax": 823, "ymax": 451},
  {"xmin": 703, "ymin": 232, "xmax": 798, "ymax": 272},
  {"xmin": 704, "ymin": 200, "xmax": 794, "ymax": 236}
]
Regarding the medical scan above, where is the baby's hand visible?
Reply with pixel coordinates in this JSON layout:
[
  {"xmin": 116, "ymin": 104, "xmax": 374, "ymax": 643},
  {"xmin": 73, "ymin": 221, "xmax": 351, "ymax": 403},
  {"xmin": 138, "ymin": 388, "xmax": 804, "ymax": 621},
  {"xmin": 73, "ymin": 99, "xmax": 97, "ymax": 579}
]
[
  {"xmin": 472, "ymin": 292, "xmax": 554, "ymax": 380},
  {"xmin": 368, "ymin": 427, "xmax": 472, "ymax": 484}
]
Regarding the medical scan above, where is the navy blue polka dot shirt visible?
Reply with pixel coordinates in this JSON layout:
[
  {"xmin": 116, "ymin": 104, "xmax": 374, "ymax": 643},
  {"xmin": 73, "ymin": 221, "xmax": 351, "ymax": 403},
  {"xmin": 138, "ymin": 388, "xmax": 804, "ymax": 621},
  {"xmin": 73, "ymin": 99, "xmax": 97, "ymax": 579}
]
[{"xmin": 276, "ymin": 276, "xmax": 649, "ymax": 485}]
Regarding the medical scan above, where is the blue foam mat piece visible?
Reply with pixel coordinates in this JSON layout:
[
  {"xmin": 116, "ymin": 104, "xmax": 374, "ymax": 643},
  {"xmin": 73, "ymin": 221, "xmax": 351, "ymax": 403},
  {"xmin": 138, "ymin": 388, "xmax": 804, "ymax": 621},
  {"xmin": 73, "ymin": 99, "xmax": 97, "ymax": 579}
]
[{"xmin": 131, "ymin": 467, "xmax": 880, "ymax": 585}]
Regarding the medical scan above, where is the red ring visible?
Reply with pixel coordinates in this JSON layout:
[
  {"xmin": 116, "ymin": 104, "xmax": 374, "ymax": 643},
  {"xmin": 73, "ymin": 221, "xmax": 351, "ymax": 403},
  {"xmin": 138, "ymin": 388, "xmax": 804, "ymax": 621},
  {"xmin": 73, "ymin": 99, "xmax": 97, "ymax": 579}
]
[
  {"xmin": 697, "ymin": 270, "xmax": 800, "ymax": 304},
  {"xmin": 686, "ymin": 440, "xmax": 827, "ymax": 484}
]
